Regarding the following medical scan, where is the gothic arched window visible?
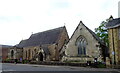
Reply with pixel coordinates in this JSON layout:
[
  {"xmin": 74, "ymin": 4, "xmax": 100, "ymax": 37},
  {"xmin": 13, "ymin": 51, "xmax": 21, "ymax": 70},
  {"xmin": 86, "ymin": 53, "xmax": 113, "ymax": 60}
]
[
  {"xmin": 76, "ymin": 36, "xmax": 87, "ymax": 55},
  {"xmin": 28, "ymin": 49, "xmax": 30, "ymax": 59},
  {"xmin": 26, "ymin": 51, "xmax": 27, "ymax": 59},
  {"xmin": 11, "ymin": 50, "xmax": 14, "ymax": 58}
]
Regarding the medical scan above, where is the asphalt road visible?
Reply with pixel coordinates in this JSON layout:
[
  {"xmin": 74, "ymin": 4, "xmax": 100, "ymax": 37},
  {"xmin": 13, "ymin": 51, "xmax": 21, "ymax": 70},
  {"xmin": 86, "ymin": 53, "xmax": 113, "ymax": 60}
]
[{"xmin": 1, "ymin": 63, "xmax": 120, "ymax": 73}]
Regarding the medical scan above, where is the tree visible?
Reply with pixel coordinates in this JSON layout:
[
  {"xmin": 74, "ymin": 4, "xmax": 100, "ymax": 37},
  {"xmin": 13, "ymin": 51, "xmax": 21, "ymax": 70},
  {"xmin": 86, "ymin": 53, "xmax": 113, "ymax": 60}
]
[{"xmin": 95, "ymin": 16, "xmax": 113, "ymax": 47}]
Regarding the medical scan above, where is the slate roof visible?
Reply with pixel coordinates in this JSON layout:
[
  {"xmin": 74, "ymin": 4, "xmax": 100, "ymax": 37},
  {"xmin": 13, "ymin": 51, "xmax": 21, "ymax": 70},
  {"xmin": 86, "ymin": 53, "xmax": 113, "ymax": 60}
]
[
  {"xmin": 16, "ymin": 40, "xmax": 27, "ymax": 48},
  {"xmin": 85, "ymin": 25, "xmax": 104, "ymax": 45},
  {"xmin": 81, "ymin": 21, "xmax": 104, "ymax": 45},
  {"xmin": 0, "ymin": 45, "xmax": 13, "ymax": 48},
  {"xmin": 16, "ymin": 26, "xmax": 65, "ymax": 48},
  {"xmin": 106, "ymin": 17, "xmax": 120, "ymax": 29}
]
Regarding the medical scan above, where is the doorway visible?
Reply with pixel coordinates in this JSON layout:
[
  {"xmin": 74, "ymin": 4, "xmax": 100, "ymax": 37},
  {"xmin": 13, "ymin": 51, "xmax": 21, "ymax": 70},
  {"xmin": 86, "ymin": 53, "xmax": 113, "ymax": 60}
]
[{"xmin": 38, "ymin": 52, "xmax": 43, "ymax": 61}]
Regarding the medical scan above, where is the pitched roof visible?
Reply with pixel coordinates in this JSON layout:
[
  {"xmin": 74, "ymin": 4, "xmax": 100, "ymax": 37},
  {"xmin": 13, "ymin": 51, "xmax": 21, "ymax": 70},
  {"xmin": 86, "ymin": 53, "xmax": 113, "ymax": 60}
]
[
  {"xmin": 16, "ymin": 39, "xmax": 27, "ymax": 48},
  {"xmin": 81, "ymin": 21, "xmax": 104, "ymax": 45},
  {"xmin": 16, "ymin": 26, "xmax": 65, "ymax": 48},
  {"xmin": 70, "ymin": 21, "xmax": 104, "ymax": 45},
  {"xmin": 85, "ymin": 25, "xmax": 104, "ymax": 45},
  {"xmin": 0, "ymin": 45, "xmax": 13, "ymax": 48},
  {"xmin": 106, "ymin": 17, "xmax": 120, "ymax": 29}
]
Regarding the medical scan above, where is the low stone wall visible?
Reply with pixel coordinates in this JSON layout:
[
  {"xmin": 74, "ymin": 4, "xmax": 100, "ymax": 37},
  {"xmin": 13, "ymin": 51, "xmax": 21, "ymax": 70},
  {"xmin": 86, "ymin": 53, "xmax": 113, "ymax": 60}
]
[
  {"xmin": 30, "ymin": 61, "xmax": 87, "ymax": 67},
  {"xmin": 62, "ymin": 56, "xmax": 94, "ymax": 63}
]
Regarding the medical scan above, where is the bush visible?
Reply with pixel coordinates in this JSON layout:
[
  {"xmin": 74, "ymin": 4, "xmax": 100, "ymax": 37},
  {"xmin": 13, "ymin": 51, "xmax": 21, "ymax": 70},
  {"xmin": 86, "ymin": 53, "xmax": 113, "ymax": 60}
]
[
  {"xmin": 92, "ymin": 62, "xmax": 106, "ymax": 68},
  {"xmin": 22, "ymin": 60, "xmax": 29, "ymax": 64},
  {"xmin": 97, "ymin": 63, "xmax": 106, "ymax": 68},
  {"xmin": 3, "ymin": 59, "xmax": 15, "ymax": 63}
]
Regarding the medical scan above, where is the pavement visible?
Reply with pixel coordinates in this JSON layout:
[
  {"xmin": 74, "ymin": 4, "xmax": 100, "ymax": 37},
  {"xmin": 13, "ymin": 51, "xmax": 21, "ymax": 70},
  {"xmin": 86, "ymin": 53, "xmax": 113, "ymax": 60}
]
[{"xmin": 1, "ymin": 63, "xmax": 120, "ymax": 73}]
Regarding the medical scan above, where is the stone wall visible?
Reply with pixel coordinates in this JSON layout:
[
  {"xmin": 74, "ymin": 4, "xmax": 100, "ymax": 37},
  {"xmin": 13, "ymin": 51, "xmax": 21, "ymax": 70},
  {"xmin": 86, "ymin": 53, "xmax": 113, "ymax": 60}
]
[
  {"xmin": 48, "ymin": 44, "xmax": 56, "ymax": 60},
  {"xmin": 62, "ymin": 56, "xmax": 94, "ymax": 63},
  {"xmin": 108, "ymin": 27, "xmax": 120, "ymax": 65},
  {"xmin": 64, "ymin": 23, "xmax": 102, "ymax": 62},
  {"xmin": 23, "ymin": 46, "xmax": 40, "ymax": 60},
  {"xmin": 56, "ymin": 27, "xmax": 69, "ymax": 60},
  {"xmin": 9, "ymin": 47, "xmax": 23, "ymax": 60},
  {"xmin": 2, "ymin": 48, "xmax": 10, "ymax": 61}
]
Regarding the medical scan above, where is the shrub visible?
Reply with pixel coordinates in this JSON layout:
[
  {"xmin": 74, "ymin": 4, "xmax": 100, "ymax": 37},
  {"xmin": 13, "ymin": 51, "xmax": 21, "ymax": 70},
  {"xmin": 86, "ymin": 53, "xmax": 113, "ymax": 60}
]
[
  {"xmin": 92, "ymin": 62, "xmax": 106, "ymax": 68},
  {"xmin": 97, "ymin": 63, "xmax": 106, "ymax": 68},
  {"xmin": 22, "ymin": 60, "xmax": 29, "ymax": 64}
]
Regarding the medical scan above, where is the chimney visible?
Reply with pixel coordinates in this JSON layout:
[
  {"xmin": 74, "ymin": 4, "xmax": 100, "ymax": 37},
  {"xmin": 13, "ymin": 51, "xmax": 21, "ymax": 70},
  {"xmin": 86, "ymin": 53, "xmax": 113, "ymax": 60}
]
[{"xmin": 109, "ymin": 15, "xmax": 113, "ymax": 21}]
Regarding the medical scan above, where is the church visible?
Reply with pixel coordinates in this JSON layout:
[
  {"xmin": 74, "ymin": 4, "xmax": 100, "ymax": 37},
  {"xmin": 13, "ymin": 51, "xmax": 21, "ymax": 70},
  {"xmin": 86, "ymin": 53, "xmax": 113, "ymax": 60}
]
[
  {"xmin": 62, "ymin": 21, "xmax": 107, "ymax": 63},
  {"xmin": 9, "ymin": 26, "xmax": 69, "ymax": 62},
  {"xmin": 8, "ymin": 21, "xmax": 107, "ymax": 64}
]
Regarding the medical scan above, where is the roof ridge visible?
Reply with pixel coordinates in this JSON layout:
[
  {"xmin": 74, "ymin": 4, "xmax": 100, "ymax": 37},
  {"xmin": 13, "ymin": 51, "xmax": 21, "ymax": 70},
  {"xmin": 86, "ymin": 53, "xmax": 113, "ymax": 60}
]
[{"xmin": 30, "ymin": 26, "xmax": 65, "ymax": 37}]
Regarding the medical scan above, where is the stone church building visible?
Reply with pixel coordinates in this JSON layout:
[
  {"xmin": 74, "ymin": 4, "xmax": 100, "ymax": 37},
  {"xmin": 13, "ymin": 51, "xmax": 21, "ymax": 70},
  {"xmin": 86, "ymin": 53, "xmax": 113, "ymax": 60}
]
[
  {"xmin": 9, "ymin": 26, "xmax": 69, "ymax": 61},
  {"xmin": 106, "ymin": 16, "xmax": 120, "ymax": 65},
  {"xmin": 62, "ymin": 21, "xmax": 107, "ymax": 63},
  {"xmin": 8, "ymin": 21, "xmax": 108, "ymax": 63}
]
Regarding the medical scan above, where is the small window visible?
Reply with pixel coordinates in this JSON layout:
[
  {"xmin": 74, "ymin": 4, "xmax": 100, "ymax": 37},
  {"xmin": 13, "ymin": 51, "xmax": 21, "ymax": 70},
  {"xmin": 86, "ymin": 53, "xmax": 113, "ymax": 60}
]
[
  {"xmin": 11, "ymin": 50, "xmax": 14, "ymax": 58},
  {"xmin": 26, "ymin": 51, "xmax": 27, "ymax": 59},
  {"xmin": 32, "ymin": 51, "xmax": 34, "ymax": 57},
  {"xmin": 28, "ymin": 49, "xmax": 30, "ymax": 59}
]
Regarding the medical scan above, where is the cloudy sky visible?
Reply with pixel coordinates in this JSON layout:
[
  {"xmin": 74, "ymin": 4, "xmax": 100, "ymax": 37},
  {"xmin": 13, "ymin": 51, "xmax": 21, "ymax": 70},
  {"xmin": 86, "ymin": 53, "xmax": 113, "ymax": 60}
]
[{"xmin": 0, "ymin": 0, "xmax": 119, "ymax": 46}]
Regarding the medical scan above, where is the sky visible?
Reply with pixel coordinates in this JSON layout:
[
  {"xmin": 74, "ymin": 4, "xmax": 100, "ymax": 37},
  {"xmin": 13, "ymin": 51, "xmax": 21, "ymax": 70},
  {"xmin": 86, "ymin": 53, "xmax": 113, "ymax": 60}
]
[{"xmin": 0, "ymin": 0, "xmax": 119, "ymax": 46}]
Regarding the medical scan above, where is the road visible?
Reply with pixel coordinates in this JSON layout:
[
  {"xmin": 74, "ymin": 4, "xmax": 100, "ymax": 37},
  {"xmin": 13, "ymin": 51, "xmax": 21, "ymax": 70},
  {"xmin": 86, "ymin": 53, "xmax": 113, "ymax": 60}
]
[{"xmin": 1, "ymin": 63, "xmax": 120, "ymax": 73}]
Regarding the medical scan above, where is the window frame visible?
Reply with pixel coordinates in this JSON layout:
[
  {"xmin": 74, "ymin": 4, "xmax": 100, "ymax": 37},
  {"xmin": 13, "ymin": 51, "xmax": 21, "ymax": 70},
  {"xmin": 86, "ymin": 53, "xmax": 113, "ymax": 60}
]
[{"xmin": 76, "ymin": 36, "xmax": 87, "ymax": 56}]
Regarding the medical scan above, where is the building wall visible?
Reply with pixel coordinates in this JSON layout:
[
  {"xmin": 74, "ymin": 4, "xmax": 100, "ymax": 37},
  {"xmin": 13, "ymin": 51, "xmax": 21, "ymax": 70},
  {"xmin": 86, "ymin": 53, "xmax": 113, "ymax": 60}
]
[
  {"xmin": 118, "ymin": 27, "xmax": 120, "ymax": 64},
  {"xmin": 9, "ymin": 47, "xmax": 23, "ymax": 60},
  {"xmin": 48, "ymin": 44, "xmax": 56, "ymax": 60},
  {"xmin": 55, "ymin": 27, "xmax": 69, "ymax": 60},
  {"xmin": 2, "ymin": 48, "xmax": 9, "ymax": 61},
  {"xmin": 119, "ymin": 39, "xmax": 120, "ymax": 64},
  {"xmin": 23, "ymin": 46, "xmax": 39, "ymax": 60},
  {"xmin": 64, "ymin": 23, "xmax": 103, "ymax": 62},
  {"xmin": 108, "ymin": 27, "xmax": 120, "ymax": 65},
  {"xmin": 23, "ymin": 45, "xmax": 56, "ymax": 61}
]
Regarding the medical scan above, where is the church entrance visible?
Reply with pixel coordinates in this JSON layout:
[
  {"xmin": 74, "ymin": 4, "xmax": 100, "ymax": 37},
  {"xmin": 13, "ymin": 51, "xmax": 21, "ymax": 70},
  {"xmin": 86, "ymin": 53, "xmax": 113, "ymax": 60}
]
[{"xmin": 38, "ymin": 52, "xmax": 43, "ymax": 61}]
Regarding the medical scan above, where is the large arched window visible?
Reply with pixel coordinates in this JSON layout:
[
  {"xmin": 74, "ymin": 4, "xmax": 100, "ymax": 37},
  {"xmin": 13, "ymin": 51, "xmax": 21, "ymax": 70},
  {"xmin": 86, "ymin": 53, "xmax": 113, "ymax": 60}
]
[{"xmin": 76, "ymin": 36, "xmax": 87, "ymax": 55}]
